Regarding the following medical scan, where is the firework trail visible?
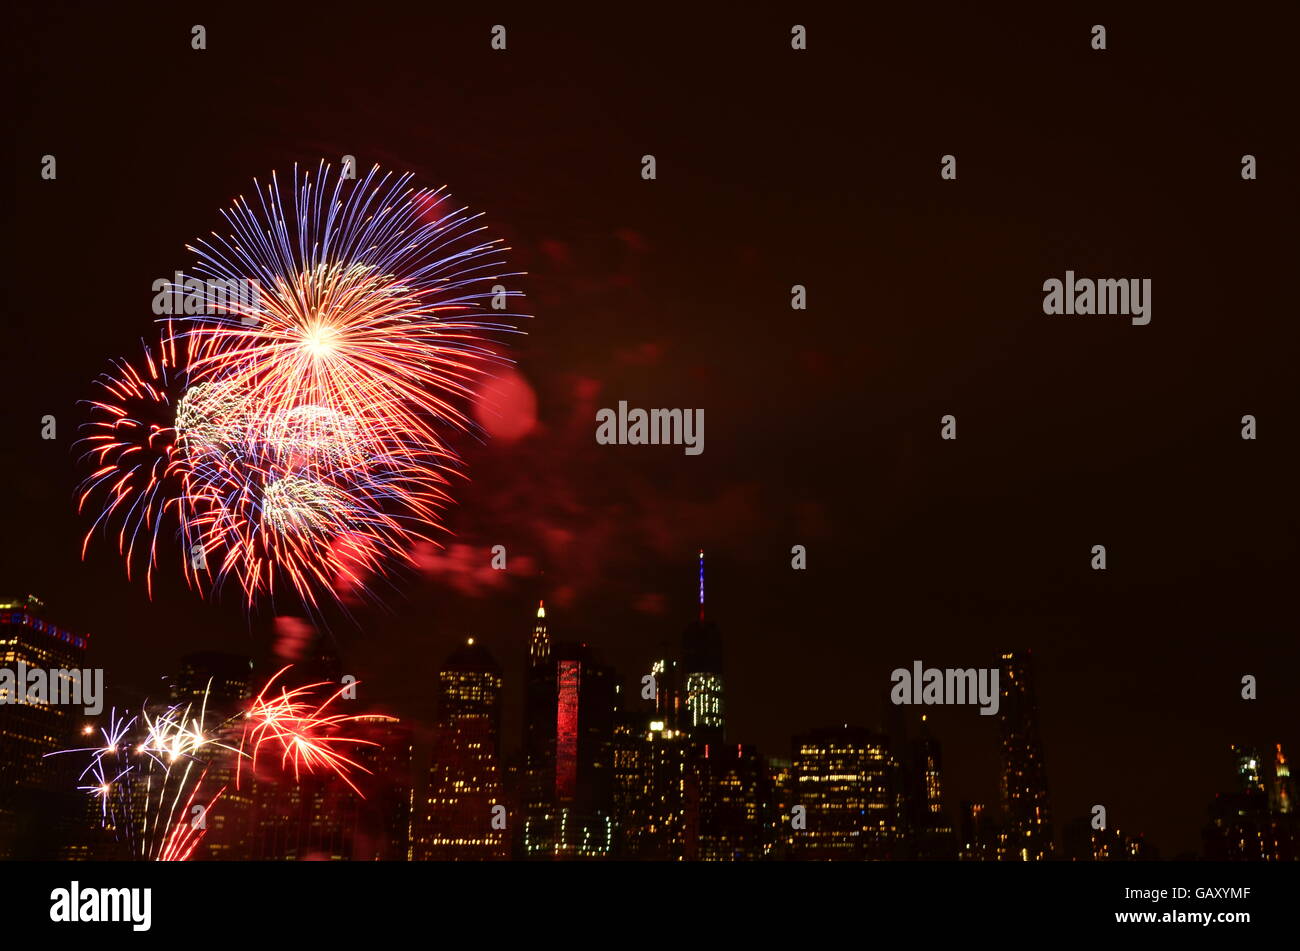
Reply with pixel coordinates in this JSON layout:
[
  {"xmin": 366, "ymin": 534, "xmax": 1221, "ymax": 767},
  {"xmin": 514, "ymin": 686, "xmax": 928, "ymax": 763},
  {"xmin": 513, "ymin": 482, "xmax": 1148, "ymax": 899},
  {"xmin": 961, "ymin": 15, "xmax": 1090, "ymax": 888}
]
[
  {"xmin": 48, "ymin": 668, "xmax": 378, "ymax": 860},
  {"xmin": 156, "ymin": 785, "xmax": 225, "ymax": 862},
  {"xmin": 78, "ymin": 161, "xmax": 525, "ymax": 613},
  {"xmin": 49, "ymin": 698, "xmax": 230, "ymax": 861}
]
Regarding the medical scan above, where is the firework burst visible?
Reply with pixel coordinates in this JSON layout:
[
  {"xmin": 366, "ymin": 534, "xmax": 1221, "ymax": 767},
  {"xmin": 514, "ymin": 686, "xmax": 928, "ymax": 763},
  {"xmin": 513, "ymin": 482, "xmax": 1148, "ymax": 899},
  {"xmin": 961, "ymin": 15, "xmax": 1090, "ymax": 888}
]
[
  {"xmin": 50, "ymin": 668, "xmax": 380, "ymax": 860},
  {"xmin": 239, "ymin": 667, "xmax": 377, "ymax": 795},
  {"xmin": 49, "ymin": 698, "xmax": 230, "ymax": 861},
  {"xmin": 78, "ymin": 161, "xmax": 525, "ymax": 612}
]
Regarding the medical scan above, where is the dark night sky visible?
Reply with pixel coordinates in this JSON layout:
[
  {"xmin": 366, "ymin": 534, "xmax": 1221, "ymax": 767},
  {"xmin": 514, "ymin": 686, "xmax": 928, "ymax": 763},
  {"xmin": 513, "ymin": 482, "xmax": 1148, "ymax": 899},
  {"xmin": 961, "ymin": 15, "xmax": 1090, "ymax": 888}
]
[{"xmin": 6, "ymin": 4, "xmax": 1298, "ymax": 858}]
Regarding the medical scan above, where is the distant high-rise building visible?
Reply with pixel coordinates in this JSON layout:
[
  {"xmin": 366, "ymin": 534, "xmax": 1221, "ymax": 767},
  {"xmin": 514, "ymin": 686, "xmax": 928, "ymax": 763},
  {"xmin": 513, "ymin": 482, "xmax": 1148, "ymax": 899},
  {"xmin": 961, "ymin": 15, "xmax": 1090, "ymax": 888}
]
[
  {"xmin": 0, "ymin": 597, "xmax": 89, "ymax": 859},
  {"xmin": 1272, "ymin": 745, "xmax": 1295, "ymax": 816},
  {"xmin": 685, "ymin": 742, "xmax": 774, "ymax": 860},
  {"xmin": 958, "ymin": 801, "xmax": 997, "ymax": 861},
  {"xmin": 523, "ymin": 604, "xmax": 617, "ymax": 859},
  {"xmin": 249, "ymin": 773, "xmax": 348, "ymax": 860},
  {"xmin": 611, "ymin": 709, "xmax": 690, "ymax": 860},
  {"xmin": 768, "ymin": 756, "xmax": 795, "ymax": 859},
  {"xmin": 412, "ymin": 638, "xmax": 506, "ymax": 860},
  {"xmin": 1204, "ymin": 743, "xmax": 1299, "ymax": 861},
  {"xmin": 499, "ymin": 751, "xmax": 525, "ymax": 859},
  {"xmin": 248, "ymin": 710, "xmax": 411, "ymax": 862},
  {"xmin": 1234, "ymin": 744, "xmax": 1266, "ymax": 794},
  {"xmin": 649, "ymin": 655, "xmax": 687, "ymax": 733},
  {"xmin": 610, "ymin": 710, "xmax": 649, "ymax": 857},
  {"xmin": 1063, "ymin": 815, "xmax": 1157, "ymax": 861},
  {"xmin": 172, "ymin": 651, "xmax": 253, "ymax": 708},
  {"xmin": 348, "ymin": 714, "xmax": 413, "ymax": 860},
  {"xmin": 996, "ymin": 650, "xmax": 1054, "ymax": 861},
  {"xmin": 170, "ymin": 651, "xmax": 254, "ymax": 861},
  {"xmin": 529, "ymin": 600, "xmax": 549, "ymax": 667},
  {"xmin": 905, "ymin": 716, "xmax": 957, "ymax": 859},
  {"xmin": 791, "ymin": 726, "xmax": 902, "ymax": 860},
  {"xmin": 682, "ymin": 550, "xmax": 724, "ymax": 743}
]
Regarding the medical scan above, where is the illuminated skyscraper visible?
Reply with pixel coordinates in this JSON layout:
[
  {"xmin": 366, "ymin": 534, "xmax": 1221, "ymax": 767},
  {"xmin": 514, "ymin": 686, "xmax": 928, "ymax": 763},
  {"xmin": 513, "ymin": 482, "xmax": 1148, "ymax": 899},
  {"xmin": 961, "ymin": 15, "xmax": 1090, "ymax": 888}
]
[
  {"xmin": 607, "ymin": 652, "xmax": 694, "ymax": 859},
  {"xmin": 997, "ymin": 650, "xmax": 1055, "ymax": 861},
  {"xmin": 611, "ymin": 710, "xmax": 650, "ymax": 857},
  {"xmin": 413, "ymin": 639, "xmax": 506, "ymax": 860},
  {"xmin": 529, "ymin": 600, "xmax": 549, "ymax": 667},
  {"xmin": 523, "ymin": 605, "xmax": 617, "ymax": 859},
  {"xmin": 0, "ymin": 596, "xmax": 89, "ymax": 859},
  {"xmin": 611, "ymin": 708, "xmax": 690, "ymax": 860},
  {"xmin": 791, "ymin": 726, "xmax": 902, "ymax": 860},
  {"xmin": 682, "ymin": 550, "xmax": 724, "ymax": 743}
]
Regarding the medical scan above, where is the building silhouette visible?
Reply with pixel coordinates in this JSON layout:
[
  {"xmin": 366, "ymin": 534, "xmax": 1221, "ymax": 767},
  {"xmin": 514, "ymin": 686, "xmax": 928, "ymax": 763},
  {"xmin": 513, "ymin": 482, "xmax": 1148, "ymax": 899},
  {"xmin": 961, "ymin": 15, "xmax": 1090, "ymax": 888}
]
[
  {"xmin": 611, "ymin": 699, "xmax": 690, "ymax": 860},
  {"xmin": 0, "ymin": 596, "xmax": 89, "ymax": 859},
  {"xmin": 904, "ymin": 715, "xmax": 957, "ymax": 860},
  {"xmin": 1203, "ymin": 743, "xmax": 1298, "ymax": 861},
  {"xmin": 1063, "ymin": 814, "xmax": 1157, "ymax": 861},
  {"xmin": 412, "ymin": 638, "xmax": 505, "ymax": 860},
  {"xmin": 523, "ymin": 603, "xmax": 618, "ymax": 858},
  {"xmin": 170, "ymin": 651, "xmax": 254, "ymax": 861},
  {"xmin": 347, "ymin": 714, "xmax": 412, "ymax": 860},
  {"xmin": 685, "ymin": 742, "xmax": 774, "ymax": 860},
  {"xmin": 958, "ymin": 801, "xmax": 998, "ymax": 861},
  {"xmin": 997, "ymin": 650, "xmax": 1054, "ymax": 860}
]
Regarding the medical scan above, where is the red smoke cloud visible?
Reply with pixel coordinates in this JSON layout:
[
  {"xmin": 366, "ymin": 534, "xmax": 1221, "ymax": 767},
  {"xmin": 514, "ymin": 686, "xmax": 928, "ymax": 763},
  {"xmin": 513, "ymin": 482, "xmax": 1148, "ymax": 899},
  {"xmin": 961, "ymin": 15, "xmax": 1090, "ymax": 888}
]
[
  {"xmin": 412, "ymin": 541, "xmax": 538, "ymax": 597},
  {"xmin": 473, "ymin": 367, "xmax": 538, "ymax": 442},
  {"xmin": 273, "ymin": 615, "xmax": 317, "ymax": 663}
]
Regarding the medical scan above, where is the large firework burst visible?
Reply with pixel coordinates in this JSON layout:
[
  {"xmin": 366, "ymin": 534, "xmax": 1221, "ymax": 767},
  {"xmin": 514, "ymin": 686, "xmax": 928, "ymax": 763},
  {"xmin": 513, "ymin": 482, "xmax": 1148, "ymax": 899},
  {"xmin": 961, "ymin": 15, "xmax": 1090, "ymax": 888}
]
[{"xmin": 78, "ymin": 162, "xmax": 524, "ymax": 611}]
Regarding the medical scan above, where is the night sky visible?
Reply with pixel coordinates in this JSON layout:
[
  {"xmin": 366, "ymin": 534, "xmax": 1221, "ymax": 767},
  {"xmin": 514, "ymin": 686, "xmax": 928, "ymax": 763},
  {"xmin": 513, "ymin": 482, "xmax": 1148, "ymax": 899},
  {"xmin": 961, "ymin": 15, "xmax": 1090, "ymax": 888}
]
[{"xmin": 7, "ymin": 4, "xmax": 1298, "ymax": 858}]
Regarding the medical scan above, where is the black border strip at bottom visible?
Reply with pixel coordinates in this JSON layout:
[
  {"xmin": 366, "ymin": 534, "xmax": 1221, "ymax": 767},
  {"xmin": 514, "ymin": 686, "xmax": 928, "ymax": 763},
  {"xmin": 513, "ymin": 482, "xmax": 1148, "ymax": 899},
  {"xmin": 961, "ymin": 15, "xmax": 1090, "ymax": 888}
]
[{"xmin": 7, "ymin": 860, "xmax": 1291, "ymax": 939}]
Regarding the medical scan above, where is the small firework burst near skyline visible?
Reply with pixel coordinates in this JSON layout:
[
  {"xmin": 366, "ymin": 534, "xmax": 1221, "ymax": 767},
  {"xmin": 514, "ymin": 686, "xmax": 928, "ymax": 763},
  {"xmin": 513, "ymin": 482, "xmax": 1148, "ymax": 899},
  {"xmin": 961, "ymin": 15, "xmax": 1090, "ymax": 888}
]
[
  {"xmin": 77, "ymin": 161, "xmax": 528, "ymax": 614},
  {"xmin": 239, "ymin": 667, "xmax": 378, "ymax": 796},
  {"xmin": 47, "ymin": 668, "xmax": 377, "ymax": 861}
]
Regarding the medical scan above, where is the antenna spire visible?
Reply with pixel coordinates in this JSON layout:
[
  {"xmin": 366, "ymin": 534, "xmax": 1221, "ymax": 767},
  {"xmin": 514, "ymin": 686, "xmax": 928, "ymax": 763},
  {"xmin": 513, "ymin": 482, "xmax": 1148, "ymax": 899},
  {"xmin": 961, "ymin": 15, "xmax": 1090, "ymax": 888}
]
[{"xmin": 698, "ymin": 548, "xmax": 705, "ymax": 621}]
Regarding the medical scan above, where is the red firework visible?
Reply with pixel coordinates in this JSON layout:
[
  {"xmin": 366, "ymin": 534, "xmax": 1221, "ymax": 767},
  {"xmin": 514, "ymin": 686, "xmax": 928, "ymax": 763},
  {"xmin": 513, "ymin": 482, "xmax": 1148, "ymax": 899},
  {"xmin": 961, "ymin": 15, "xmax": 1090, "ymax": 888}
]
[{"xmin": 239, "ymin": 667, "xmax": 377, "ymax": 795}]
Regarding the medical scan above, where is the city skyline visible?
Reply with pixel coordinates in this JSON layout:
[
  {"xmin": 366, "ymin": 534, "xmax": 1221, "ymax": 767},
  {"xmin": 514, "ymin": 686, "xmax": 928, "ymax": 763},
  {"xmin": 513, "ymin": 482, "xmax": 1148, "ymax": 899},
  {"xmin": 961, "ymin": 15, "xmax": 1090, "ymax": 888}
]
[{"xmin": 3, "ymin": 568, "xmax": 1294, "ymax": 861}]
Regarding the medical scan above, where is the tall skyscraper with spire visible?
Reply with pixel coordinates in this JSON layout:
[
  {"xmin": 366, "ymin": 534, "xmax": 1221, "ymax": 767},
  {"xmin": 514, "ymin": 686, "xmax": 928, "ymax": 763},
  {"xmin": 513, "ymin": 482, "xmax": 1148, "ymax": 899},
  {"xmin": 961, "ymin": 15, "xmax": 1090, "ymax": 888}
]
[
  {"xmin": 682, "ymin": 550, "xmax": 724, "ymax": 743},
  {"xmin": 997, "ymin": 650, "xmax": 1055, "ymax": 861},
  {"xmin": 529, "ymin": 600, "xmax": 549, "ymax": 667},
  {"xmin": 522, "ymin": 601, "xmax": 618, "ymax": 858}
]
